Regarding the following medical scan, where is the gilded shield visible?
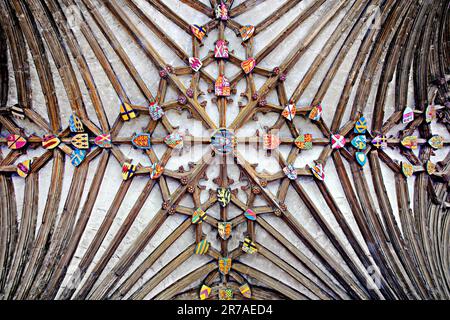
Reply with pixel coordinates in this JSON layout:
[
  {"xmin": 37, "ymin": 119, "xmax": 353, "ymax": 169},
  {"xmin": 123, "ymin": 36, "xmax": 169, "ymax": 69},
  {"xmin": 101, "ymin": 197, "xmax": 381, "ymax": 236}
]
[
  {"xmin": 215, "ymin": 2, "xmax": 228, "ymax": 20},
  {"xmin": 402, "ymin": 107, "xmax": 414, "ymax": 124},
  {"xmin": 425, "ymin": 105, "xmax": 436, "ymax": 123},
  {"xmin": 244, "ymin": 208, "xmax": 257, "ymax": 221},
  {"xmin": 214, "ymin": 39, "xmax": 229, "ymax": 58},
  {"xmin": 211, "ymin": 129, "xmax": 236, "ymax": 154},
  {"xmin": 71, "ymin": 133, "xmax": 89, "ymax": 149}
]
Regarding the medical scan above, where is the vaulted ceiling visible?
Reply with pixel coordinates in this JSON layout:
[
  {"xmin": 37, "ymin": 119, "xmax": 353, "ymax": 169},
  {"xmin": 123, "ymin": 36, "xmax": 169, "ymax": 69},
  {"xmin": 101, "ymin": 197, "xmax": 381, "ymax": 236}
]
[{"xmin": 0, "ymin": 0, "xmax": 449, "ymax": 300}]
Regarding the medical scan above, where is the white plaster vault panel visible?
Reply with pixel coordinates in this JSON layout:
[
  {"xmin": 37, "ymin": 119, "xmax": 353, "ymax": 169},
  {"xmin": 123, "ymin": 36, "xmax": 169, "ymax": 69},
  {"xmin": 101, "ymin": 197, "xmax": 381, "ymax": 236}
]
[{"xmin": 1, "ymin": 0, "xmax": 448, "ymax": 300}]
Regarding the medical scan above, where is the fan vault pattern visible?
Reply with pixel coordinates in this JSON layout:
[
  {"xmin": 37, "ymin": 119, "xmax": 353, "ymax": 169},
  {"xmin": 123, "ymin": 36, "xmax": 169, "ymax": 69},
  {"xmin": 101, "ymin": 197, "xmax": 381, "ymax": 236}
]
[{"xmin": 0, "ymin": 0, "xmax": 449, "ymax": 300}]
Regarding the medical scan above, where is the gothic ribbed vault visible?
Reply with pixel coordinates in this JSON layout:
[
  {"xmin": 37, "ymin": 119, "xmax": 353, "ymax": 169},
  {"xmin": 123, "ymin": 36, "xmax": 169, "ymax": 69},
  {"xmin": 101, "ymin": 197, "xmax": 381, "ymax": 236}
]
[{"xmin": 0, "ymin": 0, "xmax": 449, "ymax": 300}]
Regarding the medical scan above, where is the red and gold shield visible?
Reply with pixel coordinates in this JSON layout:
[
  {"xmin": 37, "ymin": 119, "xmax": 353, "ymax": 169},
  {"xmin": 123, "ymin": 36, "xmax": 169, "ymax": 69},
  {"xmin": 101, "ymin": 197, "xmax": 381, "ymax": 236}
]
[
  {"xmin": 191, "ymin": 24, "xmax": 206, "ymax": 41},
  {"xmin": 132, "ymin": 133, "xmax": 151, "ymax": 149},
  {"xmin": 42, "ymin": 134, "xmax": 61, "ymax": 150},
  {"xmin": 241, "ymin": 57, "xmax": 256, "ymax": 74}
]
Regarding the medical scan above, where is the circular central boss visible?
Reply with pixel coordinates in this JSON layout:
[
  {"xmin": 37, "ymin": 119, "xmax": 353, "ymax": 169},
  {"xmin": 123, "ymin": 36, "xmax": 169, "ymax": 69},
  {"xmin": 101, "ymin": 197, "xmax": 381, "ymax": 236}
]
[{"xmin": 210, "ymin": 128, "xmax": 236, "ymax": 154}]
